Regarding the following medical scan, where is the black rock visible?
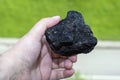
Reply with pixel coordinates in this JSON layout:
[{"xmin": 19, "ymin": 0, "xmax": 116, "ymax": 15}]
[{"xmin": 45, "ymin": 10, "xmax": 97, "ymax": 56}]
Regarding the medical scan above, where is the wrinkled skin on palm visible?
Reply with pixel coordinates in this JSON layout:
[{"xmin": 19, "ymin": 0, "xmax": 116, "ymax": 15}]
[{"xmin": 45, "ymin": 10, "xmax": 97, "ymax": 56}]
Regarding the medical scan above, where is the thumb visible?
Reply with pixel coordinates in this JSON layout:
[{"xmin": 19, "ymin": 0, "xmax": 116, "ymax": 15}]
[{"xmin": 26, "ymin": 16, "xmax": 60, "ymax": 41}]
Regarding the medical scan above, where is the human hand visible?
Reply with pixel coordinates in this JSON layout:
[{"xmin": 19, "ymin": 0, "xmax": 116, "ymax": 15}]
[{"xmin": 0, "ymin": 16, "xmax": 77, "ymax": 80}]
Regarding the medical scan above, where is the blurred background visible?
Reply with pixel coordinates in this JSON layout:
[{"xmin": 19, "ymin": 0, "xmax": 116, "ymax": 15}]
[
  {"xmin": 0, "ymin": 0, "xmax": 120, "ymax": 80},
  {"xmin": 0, "ymin": 0, "xmax": 120, "ymax": 40}
]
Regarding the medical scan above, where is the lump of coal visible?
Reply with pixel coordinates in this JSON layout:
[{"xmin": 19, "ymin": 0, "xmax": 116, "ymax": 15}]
[{"xmin": 45, "ymin": 10, "xmax": 97, "ymax": 56}]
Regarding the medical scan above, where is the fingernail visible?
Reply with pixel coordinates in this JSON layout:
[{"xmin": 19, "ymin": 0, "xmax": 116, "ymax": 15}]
[{"xmin": 52, "ymin": 16, "xmax": 60, "ymax": 19}]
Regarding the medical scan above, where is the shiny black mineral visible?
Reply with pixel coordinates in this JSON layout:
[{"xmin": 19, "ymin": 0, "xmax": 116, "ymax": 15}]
[{"xmin": 45, "ymin": 10, "xmax": 97, "ymax": 56}]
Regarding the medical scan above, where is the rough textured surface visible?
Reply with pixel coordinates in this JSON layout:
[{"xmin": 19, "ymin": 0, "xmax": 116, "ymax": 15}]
[{"xmin": 45, "ymin": 10, "xmax": 97, "ymax": 56}]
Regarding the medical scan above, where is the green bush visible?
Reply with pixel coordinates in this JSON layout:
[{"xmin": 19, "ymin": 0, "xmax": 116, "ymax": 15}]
[{"xmin": 0, "ymin": 0, "xmax": 120, "ymax": 40}]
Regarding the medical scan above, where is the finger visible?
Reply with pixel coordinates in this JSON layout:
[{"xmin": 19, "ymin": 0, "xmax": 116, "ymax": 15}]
[
  {"xmin": 50, "ymin": 68, "xmax": 74, "ymax": 80},
  {"xmin": 26, "ymin": 16, "xmax": 60, "ymax": 41},
  {"xmin": 52, "ymin": 59, "xmax": 73, "ymax": 69},
  {"xmin": 68, "ymin": 55, "xmax": 77, "ymax": 63},
  {"xmin": 64, "ymin": 59, "xmax": 73, "ymax": 69},
  {"xmin": 39, "ymin": 44, "xmax": 52, "ymax": 79}
]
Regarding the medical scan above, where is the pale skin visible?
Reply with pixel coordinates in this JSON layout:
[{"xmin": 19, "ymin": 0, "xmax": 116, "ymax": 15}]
[{"xmin": 0, "ymin": 16, "xmax": 77, "ymax": 80}]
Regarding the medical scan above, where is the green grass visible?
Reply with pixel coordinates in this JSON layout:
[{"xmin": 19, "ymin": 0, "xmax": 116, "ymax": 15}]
[{"xmin": 0, "ymin": 0, "xmax": 120, "ymax": 40}]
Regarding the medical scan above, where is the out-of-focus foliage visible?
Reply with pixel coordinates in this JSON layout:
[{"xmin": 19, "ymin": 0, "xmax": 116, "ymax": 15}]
[{"xmin": 0, "ymin": 0, "xmax": 120, "ymax": 40}]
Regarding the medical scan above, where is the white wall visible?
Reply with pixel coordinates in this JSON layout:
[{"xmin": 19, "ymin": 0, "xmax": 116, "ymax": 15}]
[{"xmin": 74, "ymin": 48, "xmax": 120, "ymax": 75}]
